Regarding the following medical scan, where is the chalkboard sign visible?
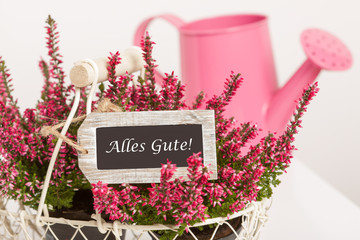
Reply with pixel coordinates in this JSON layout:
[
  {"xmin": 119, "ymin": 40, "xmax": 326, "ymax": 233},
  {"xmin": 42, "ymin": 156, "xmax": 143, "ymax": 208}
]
[
  {"xmin": 78, "ymin": 110, "xmax": 217, "ymax": 184},
  {"xmin": 96, "ymin": 124, "xmax": 203, "ymax": 169}
]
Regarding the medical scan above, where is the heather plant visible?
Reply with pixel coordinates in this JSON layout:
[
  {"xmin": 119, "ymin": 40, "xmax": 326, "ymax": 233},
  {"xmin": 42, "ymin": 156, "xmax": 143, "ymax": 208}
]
[
  {"xmin": 0, "ymin": 15, "xmax": 318, "ymax": 238},
  {"xmin": 0, "ymin": 16, "xmax": 88, "ymax": 210}
]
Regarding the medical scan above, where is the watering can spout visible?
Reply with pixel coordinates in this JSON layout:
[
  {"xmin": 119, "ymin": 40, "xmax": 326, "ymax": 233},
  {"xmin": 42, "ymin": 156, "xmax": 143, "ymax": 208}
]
[
  {"xmin": 265, "ymin": 28, "xmax": 352, "ymax": 134},
  {"xmin": 265, "ymin": 59, "xmax": 321, "ymax": 133}
]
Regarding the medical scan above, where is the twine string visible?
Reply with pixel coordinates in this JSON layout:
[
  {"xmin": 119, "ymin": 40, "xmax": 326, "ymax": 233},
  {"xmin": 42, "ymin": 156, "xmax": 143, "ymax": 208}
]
[{"xmin": 39, "ymin": 98, "xmax": 123, "ymax": 154}]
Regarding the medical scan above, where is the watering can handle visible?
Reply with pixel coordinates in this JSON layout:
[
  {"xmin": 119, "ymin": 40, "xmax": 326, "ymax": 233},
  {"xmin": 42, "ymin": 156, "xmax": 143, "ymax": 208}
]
[
  {"xmin": 133, "ymin": 14, "xmax": 186, "ymax": 81},
  {"xmin": 134, "ymin": 14, "xmax": 185, "ymax": 44}
]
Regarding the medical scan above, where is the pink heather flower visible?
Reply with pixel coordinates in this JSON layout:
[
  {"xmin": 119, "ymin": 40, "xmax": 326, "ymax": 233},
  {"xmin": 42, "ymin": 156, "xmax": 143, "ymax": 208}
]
[
  {"xmin": 0, "ymin": 158, "xmax": 18, "ymax": 198},
  {"xmin": 104, "ymin": 51, "xmax": 122, "ymax": 102},
  {"xmin": 159, "ymin": 72, "xmax": 186, "ymax": 110},
  {"xmin": 92, "ymin": 181, "xmax": 141, "ymax": 221}
]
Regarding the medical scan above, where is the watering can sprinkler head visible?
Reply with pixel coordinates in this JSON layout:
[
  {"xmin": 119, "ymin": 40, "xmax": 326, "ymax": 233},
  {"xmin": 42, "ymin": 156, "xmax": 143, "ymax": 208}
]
[
  {"xmin": 266, "ymin": 28, "xmax": 352, "ymax": 134},
  {"xmin": 301, "ymin": 28, "xmax": 352, "ymax": 71}
]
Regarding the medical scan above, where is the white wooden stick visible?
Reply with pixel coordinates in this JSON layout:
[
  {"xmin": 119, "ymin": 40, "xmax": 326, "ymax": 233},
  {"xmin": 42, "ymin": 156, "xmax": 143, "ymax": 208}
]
[{"xmin": 69, "ymin": 46, "xmax": 145, "ymax": 87}]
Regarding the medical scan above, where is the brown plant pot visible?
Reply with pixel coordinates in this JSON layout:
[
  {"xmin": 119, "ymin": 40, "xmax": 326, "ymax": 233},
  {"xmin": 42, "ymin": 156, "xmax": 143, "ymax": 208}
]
[
  {"xmin": 150, "ymin": 216, "xmax": 243, "ymax": 240},
  {"xmin": 45, "ymin": 223, "xmax": 117, "ymax": 240},
  {"xmin": 45, "ymin": 189, "xmax": 118, "ymax": 240}
]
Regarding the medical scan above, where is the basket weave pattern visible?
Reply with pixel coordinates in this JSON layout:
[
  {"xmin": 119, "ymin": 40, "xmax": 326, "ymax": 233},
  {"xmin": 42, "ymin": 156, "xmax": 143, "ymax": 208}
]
[{"xmin": 0, "ymin": 197, "xmax": 270, "ymax": 240}]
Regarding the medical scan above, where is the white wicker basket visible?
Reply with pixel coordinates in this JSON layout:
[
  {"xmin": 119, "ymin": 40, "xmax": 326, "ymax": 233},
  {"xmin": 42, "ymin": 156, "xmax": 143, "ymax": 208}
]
[{"xmin": 0, "ymin": 197, "xmax": 271, "ymax": 240}]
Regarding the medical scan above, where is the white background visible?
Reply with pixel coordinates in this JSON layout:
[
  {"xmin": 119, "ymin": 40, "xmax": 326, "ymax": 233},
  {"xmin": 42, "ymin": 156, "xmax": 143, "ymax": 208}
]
[{"xmin": 0, "ymin": 0, "xmax": 359, "ymax": 225}]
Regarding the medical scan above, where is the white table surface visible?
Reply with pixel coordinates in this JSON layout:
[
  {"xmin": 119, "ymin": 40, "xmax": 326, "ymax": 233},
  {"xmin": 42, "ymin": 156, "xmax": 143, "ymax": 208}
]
[
  {"xmin": 261, "ymin": 159, "xmax": 360, "ymax": 240},
  {"xmin": 126, "ymin": 159, "xmax": 360, "ymax": 240}
]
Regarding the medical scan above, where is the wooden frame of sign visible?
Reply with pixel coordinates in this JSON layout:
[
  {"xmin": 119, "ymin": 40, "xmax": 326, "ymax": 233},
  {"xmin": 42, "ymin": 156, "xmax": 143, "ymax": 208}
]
[{"xmin": 78, "ymin": 110, "xmax": 217, "ymax": 184}]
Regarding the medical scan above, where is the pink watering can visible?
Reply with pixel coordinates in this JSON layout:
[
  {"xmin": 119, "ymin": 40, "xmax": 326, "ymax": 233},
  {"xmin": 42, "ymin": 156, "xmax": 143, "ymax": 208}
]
[{"xmin": 134, "ymin": 14, "xmax": 352, "ymax": 134}]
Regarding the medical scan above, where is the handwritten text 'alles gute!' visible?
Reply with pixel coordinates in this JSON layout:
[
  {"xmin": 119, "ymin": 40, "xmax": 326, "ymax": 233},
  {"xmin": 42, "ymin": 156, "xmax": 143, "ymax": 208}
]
[{"xmin": 105, "ymin": 138, "xmax": 193, "ymax": 155}]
